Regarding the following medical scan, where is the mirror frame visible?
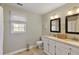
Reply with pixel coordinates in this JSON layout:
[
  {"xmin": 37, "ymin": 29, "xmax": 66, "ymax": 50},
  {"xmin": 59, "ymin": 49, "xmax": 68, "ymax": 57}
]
[
  {"xmin": 50, "ymin": 18, "xmax": 61, "ymax": 33},
  {"xmin": 65, "ymin": 13, "xmax": 79, "ymax": 34}
]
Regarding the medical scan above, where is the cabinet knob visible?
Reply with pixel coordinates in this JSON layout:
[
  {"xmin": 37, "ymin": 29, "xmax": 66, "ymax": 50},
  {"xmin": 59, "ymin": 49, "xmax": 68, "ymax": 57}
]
[
  {"xmin": 68, "ymin": 53, "xmax": 70, "ymax": 55},
  {"xmin": 55, "ymin": 52, "xmax": 56, "ymax": 55}
]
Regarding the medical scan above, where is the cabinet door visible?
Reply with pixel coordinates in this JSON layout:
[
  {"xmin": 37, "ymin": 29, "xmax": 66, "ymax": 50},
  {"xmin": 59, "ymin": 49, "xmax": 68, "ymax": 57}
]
[
  {"xmin": 56, "ymin": 42, "xmax": 70, "ymax": 55},
  {"xmin": 42, "ymin": 37, "xmax": 49, "ymax": 53},
  {"xmin": 48, "ymin": 39, "xmax": 55, "ymax": 55},
  {"xmin": 71, "ymin": 46, "xmax": 79, "ymax": 55}
]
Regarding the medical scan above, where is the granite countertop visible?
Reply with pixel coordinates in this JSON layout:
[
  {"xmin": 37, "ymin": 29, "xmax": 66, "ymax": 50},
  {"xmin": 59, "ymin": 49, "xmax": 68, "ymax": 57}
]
[{"xmin": 42, "ymin": 35, "xmax": 79, "ymax": 48}]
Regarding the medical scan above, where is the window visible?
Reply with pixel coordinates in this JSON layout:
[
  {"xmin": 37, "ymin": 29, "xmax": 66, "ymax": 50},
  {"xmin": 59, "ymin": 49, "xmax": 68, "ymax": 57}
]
[
  {"xmin": 10, "ymin": 12, "xmax": 26, "ymax": 33},
  {"xmin": 12, "ymin": 23, "xmax": 25, "ymax": 33}
]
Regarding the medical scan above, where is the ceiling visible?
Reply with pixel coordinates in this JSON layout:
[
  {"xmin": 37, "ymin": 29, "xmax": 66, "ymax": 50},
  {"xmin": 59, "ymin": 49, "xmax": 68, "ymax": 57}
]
[{"xmin": 7, "ymin": 3, "xmax": 66, "ymax": 15}]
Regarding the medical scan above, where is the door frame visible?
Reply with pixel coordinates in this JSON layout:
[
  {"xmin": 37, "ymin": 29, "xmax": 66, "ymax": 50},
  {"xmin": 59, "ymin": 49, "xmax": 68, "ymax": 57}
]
[{"xmin": 0, "ymin": 6, "xmax": 3, "ymax": 55}]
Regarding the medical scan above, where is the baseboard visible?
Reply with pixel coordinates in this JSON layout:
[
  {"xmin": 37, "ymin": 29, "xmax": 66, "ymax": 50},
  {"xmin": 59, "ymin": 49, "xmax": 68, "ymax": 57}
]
[
  {"xmin": 6, "ymin": 48, "xmax": 26, "ymax": 55},
  {"xmin": 5, "ymin": 45, "xmax": 36, "ymax": 55}
]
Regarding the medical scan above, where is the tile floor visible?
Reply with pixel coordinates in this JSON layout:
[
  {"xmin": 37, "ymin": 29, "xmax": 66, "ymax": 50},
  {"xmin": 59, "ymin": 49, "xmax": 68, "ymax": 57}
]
[{"xmin": 15, "ymin": 48, "xmax": 47, "ymax": 55}]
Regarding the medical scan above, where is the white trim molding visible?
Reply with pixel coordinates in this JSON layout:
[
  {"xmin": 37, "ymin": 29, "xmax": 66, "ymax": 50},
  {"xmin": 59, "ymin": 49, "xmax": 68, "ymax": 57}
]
[
  {"xmin": 0, "ymin": 6, "xmax": 3, "ymax": 55},
  {"xmin": 5, "ymin": 45, "xmax": 36, "ymax": 55},
  {"xmin": 6, "ymin": 48, "xmax": 26, "ymax": 55}
]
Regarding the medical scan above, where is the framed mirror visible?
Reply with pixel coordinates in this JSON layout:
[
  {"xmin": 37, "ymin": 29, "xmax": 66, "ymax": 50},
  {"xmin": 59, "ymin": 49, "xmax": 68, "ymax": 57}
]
[
  {"xmin": 66, "ymin": 13, "xmax": 79, "ymax": 34},
  {"xmin": 50, "ymin": 18, "xmax": 61, "ymax": 32}
]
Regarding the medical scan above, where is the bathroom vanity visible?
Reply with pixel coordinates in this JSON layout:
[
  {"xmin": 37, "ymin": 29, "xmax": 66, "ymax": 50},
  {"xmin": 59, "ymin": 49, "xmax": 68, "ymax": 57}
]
[{"xmin": 42, "ymin": 35, "xmax": 79, "ymax": 55}]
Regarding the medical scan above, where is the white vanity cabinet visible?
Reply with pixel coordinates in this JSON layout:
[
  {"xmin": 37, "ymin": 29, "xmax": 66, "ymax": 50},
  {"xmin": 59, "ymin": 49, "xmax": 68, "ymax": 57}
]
[
  {"xmin": 42, "ymin": 37, "xmax": 55, "ymax": 55},
  {"xmin": 42, "ymin": 36, "xmax": 79, "ymax": 55},
  {"xmin": 56, "ymin": 42, "xmax": 71, "ymax": 55}
]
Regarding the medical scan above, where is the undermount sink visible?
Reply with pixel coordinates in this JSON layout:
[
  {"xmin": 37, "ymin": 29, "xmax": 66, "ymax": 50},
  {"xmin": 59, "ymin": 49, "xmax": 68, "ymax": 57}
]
[
  {"xmin": 59, "ymin": 37, "xmax": 79, "ymax": 42},
  {"xmin": 54, "ymin": 34, "xmax": 67, "ymax": 39}
]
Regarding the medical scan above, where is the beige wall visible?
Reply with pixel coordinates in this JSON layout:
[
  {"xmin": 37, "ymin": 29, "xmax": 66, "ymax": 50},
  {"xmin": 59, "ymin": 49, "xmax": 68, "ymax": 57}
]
[
  {"xmin": 1, "ymin": 4, "xmax": 42, "ymax": 54},
  {"xmin": 42, "ymin": 3, "xmax": 79, "ymax": 40}
]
